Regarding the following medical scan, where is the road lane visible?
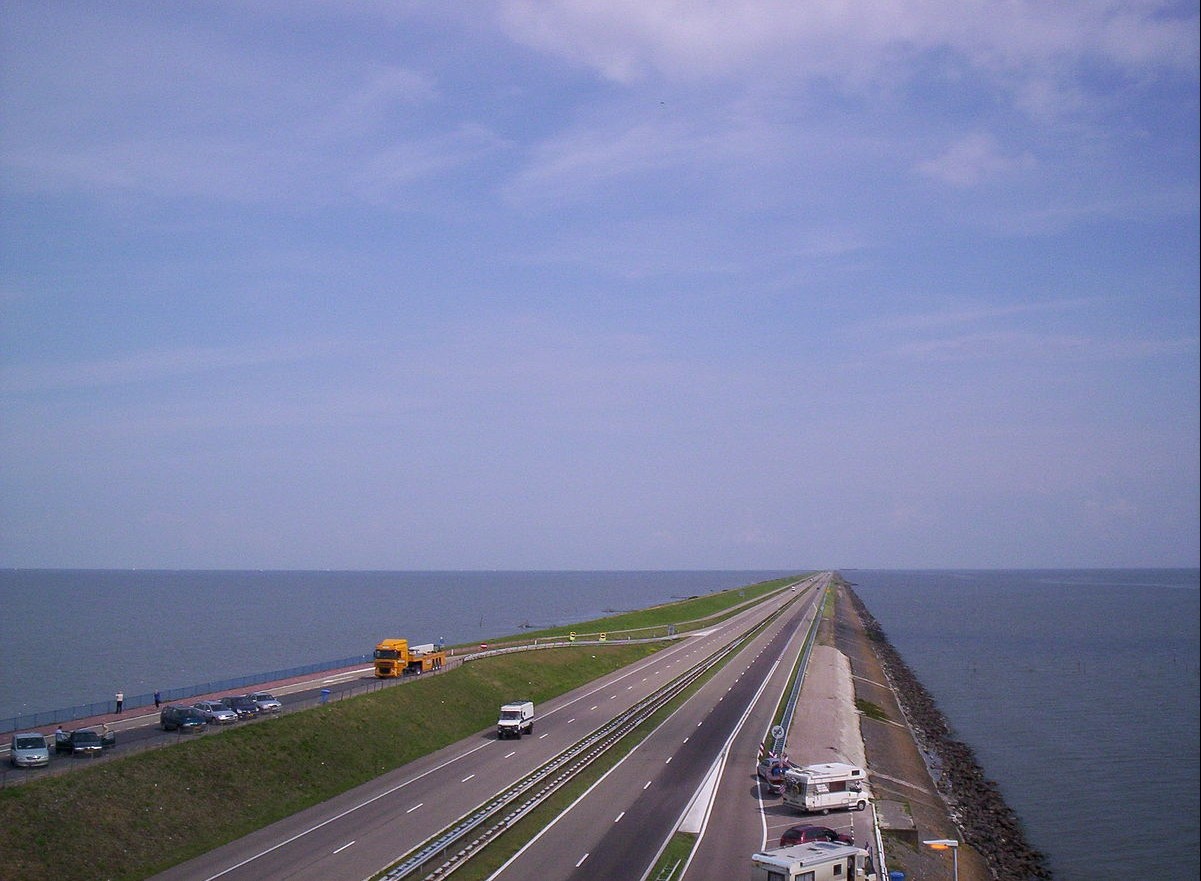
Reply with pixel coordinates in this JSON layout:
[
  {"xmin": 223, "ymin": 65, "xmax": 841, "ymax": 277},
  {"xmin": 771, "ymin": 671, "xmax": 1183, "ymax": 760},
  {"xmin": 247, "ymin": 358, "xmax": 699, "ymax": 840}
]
[{"xmin": 485, "ymin": 583, "xmax": 824, "ymax": 881}]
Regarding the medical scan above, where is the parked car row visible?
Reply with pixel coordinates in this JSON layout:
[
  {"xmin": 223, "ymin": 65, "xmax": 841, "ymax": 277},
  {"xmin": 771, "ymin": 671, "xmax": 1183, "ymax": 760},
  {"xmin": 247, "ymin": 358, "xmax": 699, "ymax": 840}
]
[
  {"xmin": 7, "ymin": 692, "xmax": 288, "ymax": 769},
  {"xmin": 161, "ymin": 692, "xmax": 283, "ymax": 731}
]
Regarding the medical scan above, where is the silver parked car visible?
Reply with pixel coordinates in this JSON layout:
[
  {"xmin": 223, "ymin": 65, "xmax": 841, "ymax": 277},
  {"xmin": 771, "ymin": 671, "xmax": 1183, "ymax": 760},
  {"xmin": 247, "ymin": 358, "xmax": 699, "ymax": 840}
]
[
  {"xmin": 193, "ymin": 700, "xmax": 238, "ymax": 724},
  {"xmin": 247, "ymin": 691, "xmax": 283, "ymax": 713},
  {"xmin": 9, "ymin": 732, "xmax": 50, "ymax": 768}
]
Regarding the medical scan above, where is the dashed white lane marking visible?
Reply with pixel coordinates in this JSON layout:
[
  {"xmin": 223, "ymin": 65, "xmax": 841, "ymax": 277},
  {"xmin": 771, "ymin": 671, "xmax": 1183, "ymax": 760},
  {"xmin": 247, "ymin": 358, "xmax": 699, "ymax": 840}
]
[
  {"xmin": 405, "ymin": 803, "xmax": 422, "ymax": 813},
  {"xmin": 333, "ymin": 841, "xmax": 354, "ymax": 854},
  {"xmin": 461, "ymin": 774, "xmax": 475, "ymax": 782},
  {"xmin": 504, "ymin": 751, "xmax": 516, "ymax": 758},
  {"xmin": 614, "ymin": 811, "xmax": 625, "ymax": 823},
  {"xmin": 576, "ymin": 853, "xmax": 590, "ymax": 867}
]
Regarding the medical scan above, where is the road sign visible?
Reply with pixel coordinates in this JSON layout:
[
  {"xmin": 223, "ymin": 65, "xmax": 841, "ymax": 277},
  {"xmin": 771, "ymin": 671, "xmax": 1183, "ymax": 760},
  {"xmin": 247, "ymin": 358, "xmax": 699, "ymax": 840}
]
[{"xmin": 771, "ymin": 725, "xmax": 785, "ymax": 740}]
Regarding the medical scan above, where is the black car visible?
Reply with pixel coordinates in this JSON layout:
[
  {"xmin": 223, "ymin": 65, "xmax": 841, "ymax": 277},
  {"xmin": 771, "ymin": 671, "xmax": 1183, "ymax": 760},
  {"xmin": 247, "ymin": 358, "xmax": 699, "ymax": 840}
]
[
  {"xmin": 53, "ymin": 728, "xmax": 114, "ymax": 755},
  {"xmin": 779, "ymin": 825, "xmax": 854, "ymax": 848},
  {"xmin": 219, "ymin": 695, "xmax": 261, "ymax": 719}
]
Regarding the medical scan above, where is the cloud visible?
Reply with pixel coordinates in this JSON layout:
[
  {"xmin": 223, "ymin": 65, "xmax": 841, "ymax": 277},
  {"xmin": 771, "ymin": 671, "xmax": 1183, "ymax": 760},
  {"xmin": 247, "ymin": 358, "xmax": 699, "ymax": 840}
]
[
  {"xmin": 891, "ymin": 330, "xmax": 1197, "ymax": 363},
  {"xmin": 498, "ymin": 1, "xmax": 1198, "ymax": 116},
  {"xmin": 0, "ymin": 340, "xmax": 336, "ymax": 394},
  {"xmin": 915, "ymin": 133, "xmax": 1036, "ymax": 186}
]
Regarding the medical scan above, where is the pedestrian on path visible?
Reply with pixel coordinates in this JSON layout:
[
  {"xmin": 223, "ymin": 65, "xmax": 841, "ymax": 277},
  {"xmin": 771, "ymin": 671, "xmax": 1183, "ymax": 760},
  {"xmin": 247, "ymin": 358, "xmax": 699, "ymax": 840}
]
[
  {"xmin": 115, "ymin": 691, "xmax": 124, "ymax": 714},
  {"xmin": 154, "ymin": 690, "xmax": 161, "ymax": 709}
]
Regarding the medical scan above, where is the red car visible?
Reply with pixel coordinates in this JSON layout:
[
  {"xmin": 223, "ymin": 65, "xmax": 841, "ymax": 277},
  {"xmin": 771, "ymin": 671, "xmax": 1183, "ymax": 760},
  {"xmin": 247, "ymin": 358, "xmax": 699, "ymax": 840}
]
[{"xmin": 779, "ymin": 824, "xmax": 854, "ymax": 848}]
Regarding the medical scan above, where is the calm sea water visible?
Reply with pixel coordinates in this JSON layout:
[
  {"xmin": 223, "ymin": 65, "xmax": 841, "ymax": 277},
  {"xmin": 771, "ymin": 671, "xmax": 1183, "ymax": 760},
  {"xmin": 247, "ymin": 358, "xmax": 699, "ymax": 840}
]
[
  {"xmin": 2, "ymin": 569, "xmax": 1196, "ymax": 879},
  {"xmin": 848, "ymin": 569, "xmax": 1200, "ymax": 881},
  {"xmin": 0, "ymin": 569, "xmax": 793, "ymax": 720}
]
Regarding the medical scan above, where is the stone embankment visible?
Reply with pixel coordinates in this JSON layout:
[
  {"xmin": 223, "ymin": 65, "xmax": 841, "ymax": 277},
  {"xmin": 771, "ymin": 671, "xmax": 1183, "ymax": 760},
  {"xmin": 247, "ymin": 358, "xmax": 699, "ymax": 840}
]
[{"xmin": 846, "ymin": 588, "xmax": 1053, "ymax": 881}]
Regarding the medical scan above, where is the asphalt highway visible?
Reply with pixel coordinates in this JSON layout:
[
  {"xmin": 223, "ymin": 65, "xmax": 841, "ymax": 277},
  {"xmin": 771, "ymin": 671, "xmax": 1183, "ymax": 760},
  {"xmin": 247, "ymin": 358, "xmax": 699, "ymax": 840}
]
[
  {"xmin": 149, "ymin": 575, "xmax": 825, "ymax": 881},
  {"xmin": 487, "ymin": 577, "xmax": 824, "ymax": 880}
]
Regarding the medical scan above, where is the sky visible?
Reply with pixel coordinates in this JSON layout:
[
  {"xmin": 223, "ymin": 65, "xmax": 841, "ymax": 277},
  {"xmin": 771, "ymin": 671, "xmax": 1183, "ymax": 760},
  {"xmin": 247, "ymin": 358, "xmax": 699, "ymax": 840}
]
[{"xmin": 1, "ymin": 2, "xmax": 1197, "ymax": 570}]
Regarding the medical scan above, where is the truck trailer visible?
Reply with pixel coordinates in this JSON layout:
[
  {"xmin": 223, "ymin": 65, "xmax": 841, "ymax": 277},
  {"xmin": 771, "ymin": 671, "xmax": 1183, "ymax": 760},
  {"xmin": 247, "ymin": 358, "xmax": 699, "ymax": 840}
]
[{"xmin": 780, "ymin": 762, "xmax": 868, "ymax": 814}]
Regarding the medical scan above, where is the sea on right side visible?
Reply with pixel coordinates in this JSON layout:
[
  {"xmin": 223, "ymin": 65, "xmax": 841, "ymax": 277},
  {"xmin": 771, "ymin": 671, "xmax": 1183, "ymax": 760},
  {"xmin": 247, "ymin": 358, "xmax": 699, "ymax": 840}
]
[{"xmin": 846, "ymin": 569, "xmax": 1200, "ymax": 880}]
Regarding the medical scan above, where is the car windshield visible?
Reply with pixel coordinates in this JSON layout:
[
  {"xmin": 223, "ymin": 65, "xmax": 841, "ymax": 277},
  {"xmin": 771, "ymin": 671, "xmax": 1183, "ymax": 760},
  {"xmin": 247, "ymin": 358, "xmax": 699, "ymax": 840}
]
[
  {"xmin": 73, "ymin": 731, "xmax": 101, "ymax": 744},
  {"xmin": 14, "ymin": 736, "xmax": 44, "ymax": 749}
]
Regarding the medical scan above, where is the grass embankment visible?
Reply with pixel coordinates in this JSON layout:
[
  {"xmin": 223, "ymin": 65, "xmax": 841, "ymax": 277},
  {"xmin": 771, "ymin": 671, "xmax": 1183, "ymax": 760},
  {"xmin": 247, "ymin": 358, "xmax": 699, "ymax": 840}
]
[
  {"xmin": 492, "ymin": 575, "xmax": 805, "ymax": 645},
  {"xmin": 0, "ymin": 645, "xmax": 658, "ymax": 881}
]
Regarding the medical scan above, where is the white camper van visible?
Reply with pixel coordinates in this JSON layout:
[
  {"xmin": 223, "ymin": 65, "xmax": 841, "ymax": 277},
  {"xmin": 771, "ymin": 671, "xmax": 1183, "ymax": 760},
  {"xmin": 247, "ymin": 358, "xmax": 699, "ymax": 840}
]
[
  {"xmin": 781, "ymin": 762, "xmax": 868, "ymax": 814},
  {"xmin": 750, "ymin": 842, "xmax": 871, "ymax": 881}
]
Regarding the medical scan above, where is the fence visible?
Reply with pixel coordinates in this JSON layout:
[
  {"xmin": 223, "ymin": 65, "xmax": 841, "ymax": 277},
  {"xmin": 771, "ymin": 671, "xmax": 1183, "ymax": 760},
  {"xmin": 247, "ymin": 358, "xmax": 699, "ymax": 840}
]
[{"xmin": 0, "ymin": 654, "xmax": 373, "ymax": 735}]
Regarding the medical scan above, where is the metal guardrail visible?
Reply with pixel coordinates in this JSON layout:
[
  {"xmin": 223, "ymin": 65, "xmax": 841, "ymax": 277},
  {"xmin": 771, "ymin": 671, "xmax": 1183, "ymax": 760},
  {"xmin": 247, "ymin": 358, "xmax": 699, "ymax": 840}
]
[{"xmin": 0, "ymin": 654, "xmax": 373, "ymax": 735}]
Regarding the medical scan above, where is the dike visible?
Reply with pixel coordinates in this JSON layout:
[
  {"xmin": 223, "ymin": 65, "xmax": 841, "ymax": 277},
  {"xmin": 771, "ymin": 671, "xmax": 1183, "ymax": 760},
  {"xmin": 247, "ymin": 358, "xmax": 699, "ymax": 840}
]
[{"xmin": 845, "ymin": 586, "xmax": 1053, "ymax": 881}]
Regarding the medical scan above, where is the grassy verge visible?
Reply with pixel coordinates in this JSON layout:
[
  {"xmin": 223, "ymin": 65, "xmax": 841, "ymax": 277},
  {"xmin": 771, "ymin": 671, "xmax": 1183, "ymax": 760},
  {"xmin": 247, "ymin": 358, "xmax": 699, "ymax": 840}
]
[
  {"xmin": 648, "ymin": 832, "xmax": 699, "ymax": 880},
  {"xmin": 486, "ymin": 575, "xmax": 805, "ymax": 644},
  {"xmin": 0, "ymin": 644, "xmax": 659, "ymax": 881}
]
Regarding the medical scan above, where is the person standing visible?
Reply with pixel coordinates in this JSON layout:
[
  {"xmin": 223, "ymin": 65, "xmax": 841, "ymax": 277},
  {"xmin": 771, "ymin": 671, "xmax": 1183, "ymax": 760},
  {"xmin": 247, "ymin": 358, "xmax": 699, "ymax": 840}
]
[
  {"xmin": 115, "ymin": 691, "xmax": 124, "ymax": 714},
  {"xmin": 153, "ymin": 690, "xmax": 161, "ymax": 709}
]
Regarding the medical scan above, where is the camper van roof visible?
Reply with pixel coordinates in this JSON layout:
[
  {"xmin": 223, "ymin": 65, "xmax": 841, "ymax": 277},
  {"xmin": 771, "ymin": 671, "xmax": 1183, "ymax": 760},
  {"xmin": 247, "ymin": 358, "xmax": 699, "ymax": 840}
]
[
  {"xmin": 796, "ymin": 762, "xmax": 862, "ymax": 776},
  {"xmin": 752, "ymin": 842, "xmax": 867, "ymax": 868}
]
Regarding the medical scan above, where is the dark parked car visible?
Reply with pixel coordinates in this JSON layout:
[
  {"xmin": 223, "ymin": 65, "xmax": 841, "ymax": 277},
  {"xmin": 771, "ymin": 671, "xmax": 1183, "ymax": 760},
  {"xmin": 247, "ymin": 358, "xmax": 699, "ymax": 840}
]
[
  {"xmin": 219, "ymin": 695, "xmax": 261, "ymax": 719},
  {"xmin": 779, "ymin": 825, "xmax": 854, "ymax": 848},
  {"xmin": 53, "ymin": 728, "xmax": 114, "ymax": 756},
  {"xmin": 161, "ymin": 704, "xmax": 207, "ymax": 732}
]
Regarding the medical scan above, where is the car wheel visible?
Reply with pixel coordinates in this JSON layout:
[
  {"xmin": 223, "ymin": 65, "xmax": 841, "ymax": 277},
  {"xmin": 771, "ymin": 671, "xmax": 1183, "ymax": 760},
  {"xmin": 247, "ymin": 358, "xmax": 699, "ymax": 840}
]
[{"xmin": 856, "ymin": 800, "xmax": 867, "ymax": 811}]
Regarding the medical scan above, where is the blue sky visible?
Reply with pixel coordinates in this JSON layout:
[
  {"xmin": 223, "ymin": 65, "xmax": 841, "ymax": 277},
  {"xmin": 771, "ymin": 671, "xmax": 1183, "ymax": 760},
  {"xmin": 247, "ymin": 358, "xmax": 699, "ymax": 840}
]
[{"xmin": 1, "ymin": 2, "xmax": 1197, "ymax": 569}]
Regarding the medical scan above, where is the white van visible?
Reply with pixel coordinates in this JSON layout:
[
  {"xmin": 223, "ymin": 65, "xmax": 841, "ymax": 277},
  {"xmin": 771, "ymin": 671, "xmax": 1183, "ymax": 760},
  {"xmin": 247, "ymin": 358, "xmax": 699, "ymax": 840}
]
[
  {"xmin": 781, "ymin": 762, "xmax": 868, "ymax": 814},
  {"xmin": 497, "ymin": 700, "xmax": 534, "ymax": 738},
  {"xmin": 9, "ymin": 732, "xmax": 50, "ymax": 768}
]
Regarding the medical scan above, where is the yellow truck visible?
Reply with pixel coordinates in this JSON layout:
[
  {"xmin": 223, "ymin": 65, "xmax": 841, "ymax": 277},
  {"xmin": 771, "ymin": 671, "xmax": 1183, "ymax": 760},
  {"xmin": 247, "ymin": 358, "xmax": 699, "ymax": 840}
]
[{"xmin": 373, "ymin": 638, "xmax": 447, "ymax": 678}]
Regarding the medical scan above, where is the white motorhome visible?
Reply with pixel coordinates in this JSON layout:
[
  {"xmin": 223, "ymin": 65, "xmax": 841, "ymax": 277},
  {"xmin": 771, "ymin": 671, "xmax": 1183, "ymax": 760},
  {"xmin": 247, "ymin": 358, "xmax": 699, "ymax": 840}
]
[
  {"xmin": 750, "ymin": 842, "xmax": 872, "ymax": 881},
  {"xmin": 781, "ymin": 762, "xmax": 868, "ymax": 814},
  {"xmin": 496, "ymin": 700, "xmax": 534, "ymax": 738}
]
